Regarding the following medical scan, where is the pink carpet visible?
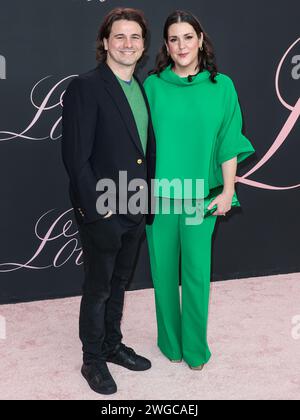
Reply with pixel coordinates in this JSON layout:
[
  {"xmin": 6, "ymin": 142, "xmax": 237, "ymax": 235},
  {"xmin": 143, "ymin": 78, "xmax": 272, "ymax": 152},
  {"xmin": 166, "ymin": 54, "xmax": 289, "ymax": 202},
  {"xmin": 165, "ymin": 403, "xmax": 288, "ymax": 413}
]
[{"xmin": 0, "ymin": 273, "xmax": 300, "ymax": 400}]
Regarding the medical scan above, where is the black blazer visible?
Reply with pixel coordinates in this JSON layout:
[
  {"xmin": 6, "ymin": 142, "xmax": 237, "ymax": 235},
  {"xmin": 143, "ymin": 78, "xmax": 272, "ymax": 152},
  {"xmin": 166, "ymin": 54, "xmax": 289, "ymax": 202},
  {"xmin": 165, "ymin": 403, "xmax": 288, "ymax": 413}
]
[{"xmin": 61, "ymin": 62, "xmax": 156, "ymax": 225}]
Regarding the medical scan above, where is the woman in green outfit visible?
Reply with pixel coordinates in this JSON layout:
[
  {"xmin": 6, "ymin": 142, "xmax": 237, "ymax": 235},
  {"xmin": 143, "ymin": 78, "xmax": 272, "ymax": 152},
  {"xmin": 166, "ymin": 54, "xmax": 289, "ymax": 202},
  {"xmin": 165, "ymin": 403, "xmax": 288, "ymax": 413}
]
[{"xmin": 144, "ymin": 10, "xmax": 255, "ymax": 369}]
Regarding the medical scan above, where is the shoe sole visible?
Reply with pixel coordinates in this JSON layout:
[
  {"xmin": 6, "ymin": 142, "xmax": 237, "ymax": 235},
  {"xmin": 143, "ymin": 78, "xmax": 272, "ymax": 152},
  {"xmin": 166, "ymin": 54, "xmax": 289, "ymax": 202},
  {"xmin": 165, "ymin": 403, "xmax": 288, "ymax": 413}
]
[
  {"xmin": 81, "ymin": 369, "xmax": 117, "ymax": 395},
  {"xmin": 189, "ymin": 364, "xmax": 204, "ymax": 371}
]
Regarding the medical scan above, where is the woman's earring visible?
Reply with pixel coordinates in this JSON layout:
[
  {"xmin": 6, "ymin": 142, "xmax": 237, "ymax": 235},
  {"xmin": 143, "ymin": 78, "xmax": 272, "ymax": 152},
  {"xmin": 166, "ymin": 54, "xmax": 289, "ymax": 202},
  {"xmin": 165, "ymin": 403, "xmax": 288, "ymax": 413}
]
[{"xmin": 200, "ymin": 45, "xmax": 203, "ymax": 51}]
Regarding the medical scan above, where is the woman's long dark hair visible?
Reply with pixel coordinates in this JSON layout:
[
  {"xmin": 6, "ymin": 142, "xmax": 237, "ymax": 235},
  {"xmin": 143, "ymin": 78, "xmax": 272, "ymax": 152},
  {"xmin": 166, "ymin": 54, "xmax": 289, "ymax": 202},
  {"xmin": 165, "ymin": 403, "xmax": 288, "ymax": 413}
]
[{"xmin": 150, "ymin": 10, "xmax": 218, "ymax": 83}]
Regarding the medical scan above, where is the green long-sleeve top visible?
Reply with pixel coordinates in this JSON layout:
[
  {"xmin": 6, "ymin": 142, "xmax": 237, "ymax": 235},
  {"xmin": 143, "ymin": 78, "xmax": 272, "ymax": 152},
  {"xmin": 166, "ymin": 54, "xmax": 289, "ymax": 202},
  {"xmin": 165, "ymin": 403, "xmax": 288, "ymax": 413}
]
[{"xmin": 143, "ymin": 65, "xmax": 255, "ymax": 199}]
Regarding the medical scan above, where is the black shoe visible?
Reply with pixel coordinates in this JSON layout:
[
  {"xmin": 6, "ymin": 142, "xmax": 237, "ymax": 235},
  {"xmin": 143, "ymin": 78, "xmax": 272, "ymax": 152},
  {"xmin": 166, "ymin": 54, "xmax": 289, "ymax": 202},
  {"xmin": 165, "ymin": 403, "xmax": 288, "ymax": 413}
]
[
  {"xmin": 81, "ymin": 361, "xmax": 117, "ymax": 395},
  {"xmin": 106, "ymin": 343, "xmax": 151, "ymax": 371}
]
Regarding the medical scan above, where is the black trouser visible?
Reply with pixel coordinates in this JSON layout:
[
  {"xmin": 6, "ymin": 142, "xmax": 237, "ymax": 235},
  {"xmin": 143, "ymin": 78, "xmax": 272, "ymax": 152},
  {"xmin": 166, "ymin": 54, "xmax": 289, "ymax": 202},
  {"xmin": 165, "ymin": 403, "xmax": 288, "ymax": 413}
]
[{"xmin": 78, "ymin": 214, "xmax": 145, "ymax": 364}]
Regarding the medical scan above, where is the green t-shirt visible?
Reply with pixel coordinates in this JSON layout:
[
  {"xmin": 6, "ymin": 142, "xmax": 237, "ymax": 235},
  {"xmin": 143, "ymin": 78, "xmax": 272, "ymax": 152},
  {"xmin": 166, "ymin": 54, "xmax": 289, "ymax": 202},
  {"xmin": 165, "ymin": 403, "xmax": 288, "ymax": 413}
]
[
  {"xmin": 117, "ymin": 76, "xmax": 148, "ymax": 155},
  {"xmin": 143, "ymin": 65, "xmax": 255, "ymax": 198}
]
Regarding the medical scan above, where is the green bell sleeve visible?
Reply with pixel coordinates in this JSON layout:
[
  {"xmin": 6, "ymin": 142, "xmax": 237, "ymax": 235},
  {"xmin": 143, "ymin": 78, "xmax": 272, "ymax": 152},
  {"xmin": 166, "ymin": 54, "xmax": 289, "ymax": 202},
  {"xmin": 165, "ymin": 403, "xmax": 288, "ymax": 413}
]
[{"xmin": 216, "ymin": 79, "xmax": 255, "ymax": 169}]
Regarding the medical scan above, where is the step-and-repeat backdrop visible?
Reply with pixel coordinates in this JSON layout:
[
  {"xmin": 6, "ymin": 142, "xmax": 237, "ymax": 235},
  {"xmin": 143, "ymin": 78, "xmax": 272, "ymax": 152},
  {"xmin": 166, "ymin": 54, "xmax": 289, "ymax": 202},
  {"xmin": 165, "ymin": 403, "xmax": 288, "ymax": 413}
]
[{"xmin": 0, "ymin": 0, "xmax": 299, "ymax": 303}]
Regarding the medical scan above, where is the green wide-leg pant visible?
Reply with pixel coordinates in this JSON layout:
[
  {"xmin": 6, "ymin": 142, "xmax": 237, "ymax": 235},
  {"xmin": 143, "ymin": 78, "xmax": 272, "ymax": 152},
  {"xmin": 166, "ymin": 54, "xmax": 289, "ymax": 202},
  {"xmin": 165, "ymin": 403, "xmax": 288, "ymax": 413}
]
[{"xmin": 146, "ymin": 198, "xmax": 218, "ymax": 367}]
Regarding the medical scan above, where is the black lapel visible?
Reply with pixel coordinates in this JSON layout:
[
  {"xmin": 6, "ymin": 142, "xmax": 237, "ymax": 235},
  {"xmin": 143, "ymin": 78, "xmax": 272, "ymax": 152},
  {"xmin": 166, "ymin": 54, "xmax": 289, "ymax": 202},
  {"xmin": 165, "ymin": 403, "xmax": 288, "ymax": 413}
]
[{"xmin": 97, "ymin": 62, "xmax": 145, "ymax": 156}]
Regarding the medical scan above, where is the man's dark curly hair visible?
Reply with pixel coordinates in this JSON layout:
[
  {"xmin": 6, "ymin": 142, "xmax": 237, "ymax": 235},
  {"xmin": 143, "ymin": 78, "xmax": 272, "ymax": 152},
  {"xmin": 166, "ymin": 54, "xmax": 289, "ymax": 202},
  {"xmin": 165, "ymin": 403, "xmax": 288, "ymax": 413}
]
[{"xmin": 96, "ymin": 7, "xmax": 149, "ymax": 63}]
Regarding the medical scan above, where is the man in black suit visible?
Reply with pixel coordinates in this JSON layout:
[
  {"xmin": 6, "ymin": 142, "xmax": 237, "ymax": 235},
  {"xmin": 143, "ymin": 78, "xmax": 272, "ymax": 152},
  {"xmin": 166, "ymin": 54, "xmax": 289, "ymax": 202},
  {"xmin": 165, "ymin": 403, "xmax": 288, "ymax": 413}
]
[{"xmin": 61, "ymin": 8, "xmax": 156, "ymax": 395}]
